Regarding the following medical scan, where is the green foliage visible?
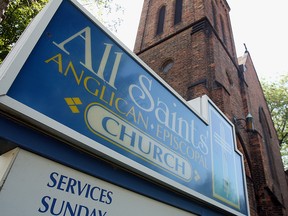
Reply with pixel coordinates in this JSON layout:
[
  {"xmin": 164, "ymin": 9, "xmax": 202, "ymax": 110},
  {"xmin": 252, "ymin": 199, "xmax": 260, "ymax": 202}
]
[
  {"xmin": 261, "ymin": 75, "xmax": 288, "ymax": 170},
  {"xmin": 0, "ymin": 0, "xmax": 49, "ymax": 63},
  {"xmin": 0, "ymin": 0, "xmax": 123, "ymax": 63},
  {"xmin": 79, "ymin": 0, "xmax": 124, "ymax": 32}
]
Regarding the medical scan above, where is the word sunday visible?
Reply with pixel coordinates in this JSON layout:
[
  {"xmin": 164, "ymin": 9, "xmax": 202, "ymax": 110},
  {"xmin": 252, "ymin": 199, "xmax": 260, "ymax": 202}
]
[{"xmin": 38, "ymin": 171, "xmax": 112, "ymax": 216}]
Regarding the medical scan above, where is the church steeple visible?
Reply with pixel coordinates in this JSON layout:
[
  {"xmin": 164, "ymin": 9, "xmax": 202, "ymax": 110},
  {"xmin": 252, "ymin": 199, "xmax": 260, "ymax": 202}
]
[
  {"xmin": 134, "ymin": 0, "xmax": 237, "ymax": 61},
  {"xmin": 134, "ymin": 1, "xmax": 288, "ymax": 216},
  {"xmin": 134, "ymin": 0, "xmax": 239, "ymax": 104}
]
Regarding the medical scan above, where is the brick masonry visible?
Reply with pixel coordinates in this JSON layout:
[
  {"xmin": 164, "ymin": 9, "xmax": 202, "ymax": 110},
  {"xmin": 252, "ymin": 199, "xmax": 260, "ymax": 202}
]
[{"xmin": 134, "ymin": 0, "xmax": 288, "ymax": 215}]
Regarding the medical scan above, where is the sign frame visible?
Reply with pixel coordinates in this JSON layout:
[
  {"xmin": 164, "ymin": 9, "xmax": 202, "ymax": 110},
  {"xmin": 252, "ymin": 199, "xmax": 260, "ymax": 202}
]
[
  {"xmin": 0, "ymin": 148, "xmax": 198, "ymax": 216},
  {"xmin": 0, "ymin": 0, "xmax": 250, "ymax": 215}
]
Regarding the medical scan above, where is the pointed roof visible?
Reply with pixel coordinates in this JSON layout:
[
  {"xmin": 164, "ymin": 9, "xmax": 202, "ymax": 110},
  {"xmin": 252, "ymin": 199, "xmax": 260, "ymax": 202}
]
[{"xmin": 238, "ymin": 52, "xmax": 249, "ymax": 66}]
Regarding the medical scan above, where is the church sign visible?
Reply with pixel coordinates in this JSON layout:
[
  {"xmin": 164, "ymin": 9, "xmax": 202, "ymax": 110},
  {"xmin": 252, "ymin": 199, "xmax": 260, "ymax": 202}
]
[
  {"xmin": 0, "ymin": 149, "xmax": 196, "ymax": 216},
  {"xmin": 0, "ymin": 0, "xmax": 249, "ymax": 215}
]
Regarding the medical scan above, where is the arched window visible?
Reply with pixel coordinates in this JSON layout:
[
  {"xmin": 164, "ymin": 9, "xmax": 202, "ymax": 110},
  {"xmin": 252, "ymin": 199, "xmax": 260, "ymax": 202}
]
[
  {"xmin": 161, "ymin": 59, "xmax": 174, "ymax": 73},
  {"xmin": 156, "ymin": 6, "xmax": 166, "ymax": 35},
  {"xmin": 220, "ymin": 16, "xmax": 227, "ymax": 45},
  {"xmin": 225, "ymin": 70, "xmax": 234, "ymax": 86},
  {"xmin": 174, "ymin": 0, "xmax": 183, "ymax": 25},
  {"xmin": 259, "ymin": 107, "xmax": 280, "ymax": 186}
]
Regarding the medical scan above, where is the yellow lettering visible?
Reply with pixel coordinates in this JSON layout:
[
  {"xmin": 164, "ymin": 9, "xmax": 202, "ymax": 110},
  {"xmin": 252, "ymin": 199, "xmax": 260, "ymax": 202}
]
[
  {"xmin": 53, "ymin": 27, "xmax": 94, "ymax": 73},
  {"xmin": 64, "ymin": 61, "xmax": 84, "ymax": 85},
  {"xmin": 83, "ymin": 76, "xmax": 101, "ymax": 96},
  {"xmin": 109, "ymin": 92, "xmax": 115, "ymax": 107},
  {"xmin": 126, "ymin": 106, "xmax": 137, "ymax": 123},
  {"xmin": 99, "ymin": 86, "xmax": 109, "ymax": 104},
  {"xmin": 45, "ymin": 53, "xmax": 63, "ymax": 73},
  {"xmin": 137, "ymin": 111, "xmax": 148, "ymax": 130},
  {"xmin": 115, "ymin": 98, "xmax": 128, "ymax": 115}
]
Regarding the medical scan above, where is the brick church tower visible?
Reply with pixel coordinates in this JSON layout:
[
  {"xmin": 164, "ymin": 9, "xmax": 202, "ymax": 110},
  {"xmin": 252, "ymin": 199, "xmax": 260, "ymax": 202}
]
[{"xmin": 134, "ymin": 0, "xmax": 288, "ymax": 215}]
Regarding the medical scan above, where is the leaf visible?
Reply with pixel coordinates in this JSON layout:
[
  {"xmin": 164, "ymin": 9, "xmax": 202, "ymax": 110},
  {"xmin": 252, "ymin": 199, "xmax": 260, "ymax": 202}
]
[{"xmin": 261, "ymin": 75, "xmax": 288, "ymax": 170}]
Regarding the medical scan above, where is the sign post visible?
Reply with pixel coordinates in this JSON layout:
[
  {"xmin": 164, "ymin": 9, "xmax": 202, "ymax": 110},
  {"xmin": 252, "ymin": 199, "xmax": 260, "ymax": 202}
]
[{"xmin": 0, "ymin": 0, "xmax": 249, "ymax": 215}]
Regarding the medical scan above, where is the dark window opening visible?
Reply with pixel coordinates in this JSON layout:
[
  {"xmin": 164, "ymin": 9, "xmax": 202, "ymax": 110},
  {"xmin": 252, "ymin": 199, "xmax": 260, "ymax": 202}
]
[
  {"xmin": 259, "ymin": 107, "xmax": 280, "ymax": 186},
  {"xmin": 225, "ymin": 70, "xmax": 234, "ymax": 86},
  {"xmin": 161, "ymin": 59, "xmax": 174, "ymax": 73},
  {"xmin": 220, "ymin": 16, "xmax": 227, "ymax": 45},
  {"xmin": 156, "ymin": 6, "xmax": 166, "ymax": 35},
  {"xmin": 174, "ymin": 0, "xmax": 183, "ymax": 25}
]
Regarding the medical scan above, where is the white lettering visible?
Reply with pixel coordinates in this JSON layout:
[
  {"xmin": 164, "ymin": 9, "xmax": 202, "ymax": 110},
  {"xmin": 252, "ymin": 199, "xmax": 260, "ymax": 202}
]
[
  {"xmin": 129, "ymin": 75, "xmax": 155, "ymax": 112},
  {"xmin": 53, "ymin": 27, "xmax": 122, "ymax": 89}
]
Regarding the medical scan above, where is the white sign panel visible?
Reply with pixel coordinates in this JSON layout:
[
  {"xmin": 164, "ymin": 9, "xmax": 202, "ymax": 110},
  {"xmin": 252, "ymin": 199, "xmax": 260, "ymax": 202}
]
[{"xmin": 0, "ymin": 148, "xmax": 196, "ymax": 216}]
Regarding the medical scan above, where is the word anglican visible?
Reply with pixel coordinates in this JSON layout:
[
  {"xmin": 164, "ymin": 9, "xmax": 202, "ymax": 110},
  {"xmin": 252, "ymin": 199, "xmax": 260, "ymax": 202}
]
[{"xmin": 45, "ymin": 25, "xmax": 209, "ymax": 177}]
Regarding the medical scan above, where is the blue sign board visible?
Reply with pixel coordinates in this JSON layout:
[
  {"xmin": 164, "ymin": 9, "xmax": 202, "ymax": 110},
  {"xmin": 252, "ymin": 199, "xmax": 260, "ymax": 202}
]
[{"xmin": 0, "ymin": 0, "xmax": 249, "ymax": 215}]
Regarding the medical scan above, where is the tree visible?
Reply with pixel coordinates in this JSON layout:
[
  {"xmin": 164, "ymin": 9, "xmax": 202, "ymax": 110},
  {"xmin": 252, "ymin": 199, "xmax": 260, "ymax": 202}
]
[
  {"xmin": 261, "ymin": 75, "xmax": 288, "ymax": 170},
  {"xmin": 79, "ymin": 0, "xmax": 124, "ymax": 31},
  {"xmin": 0, "ymin": 0, "xmax": 9, "ymax": 22},
  {"xmin": 0, "ymin": 0, "xmax": 123, "ymax": 63},
  {"xmin": 0, "ymin": 0, "xmax": 49, "ymax": 63}
]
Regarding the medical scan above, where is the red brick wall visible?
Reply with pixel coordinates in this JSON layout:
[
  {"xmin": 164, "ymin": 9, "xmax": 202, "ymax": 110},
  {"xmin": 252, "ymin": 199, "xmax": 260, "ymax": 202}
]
[
  {"xmin": 134, "ymin": 0, "xmax": 288, "ymax": 215},
  {"xmin": 134, "ymin": 0, "xmax": 204, "ymax": 53},
  {"xmin": 243, "ymin": 54, "xmax": 288, "ymax": 215}
]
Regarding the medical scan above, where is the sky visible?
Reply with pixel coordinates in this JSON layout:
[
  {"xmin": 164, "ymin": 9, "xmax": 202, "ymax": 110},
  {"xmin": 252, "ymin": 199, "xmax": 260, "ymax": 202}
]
[{"xmin": 111, "ymin": 0, "xmax": 288, "ymax": 82}]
